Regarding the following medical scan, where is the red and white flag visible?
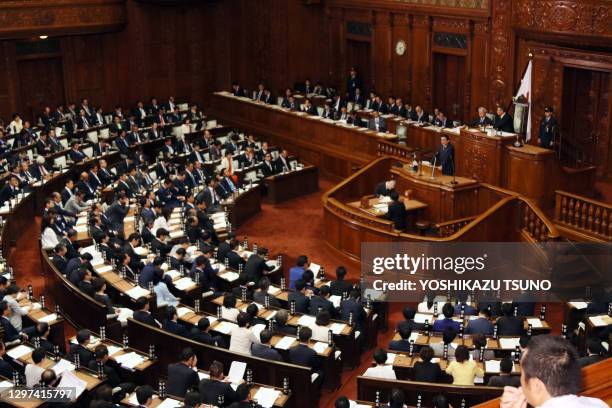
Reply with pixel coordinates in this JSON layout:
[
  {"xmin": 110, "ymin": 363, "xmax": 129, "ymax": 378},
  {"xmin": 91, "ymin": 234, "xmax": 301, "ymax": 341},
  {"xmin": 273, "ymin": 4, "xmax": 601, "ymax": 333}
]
[{"xmin": 515, "ymin": 60, "xmax": 533, "ymax": 141}]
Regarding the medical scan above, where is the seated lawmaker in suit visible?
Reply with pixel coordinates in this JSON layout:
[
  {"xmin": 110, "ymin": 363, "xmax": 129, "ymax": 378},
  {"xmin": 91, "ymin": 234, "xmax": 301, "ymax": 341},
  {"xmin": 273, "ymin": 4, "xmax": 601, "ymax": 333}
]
[
  {"xmin": 470, "ymin": 107, "xmax": 494, "ymax": 127},
  {"xmin": 251, "ymin": 329, "xmax": 282, "ymax": 361},
  {"xmin": 199, "ymin": 360, "xmax": 239, "ymax": 406},
  {"xmin": 389, "ymin": 326, "xmax": 413, "ymax": 353},
  {"xmin": 261, "ymin": 153, "xmax": 276, "ymax": 177},
  {"xmin": 329, "ymin": 266, "xmax": 353, "ymax": 296},
  {"xmin": 302, "ymin": 99, "xmax": 318, "ymax": 115},
  {"xmin": 167, "ymin": 348, "xmax": 200, "ymax": 398},
  {"xmin": 374, "ymin": 178, "xmax": 396, "ymax": 197},
  {"xmin": 289, "ymin": 327, "xmax": 321, "ymax": 373},
  {"xmin": 308, "ymin": 285, "xmax": 337, "ymax": 317},
  {"xmin": 433, "ymin": 134, "xmax": 455, "ymax": 176},
  {"xmin": 465, "ymin": 308, "xmax": 494, "ymax": 335},
  {"xmin": 578, "ymin": 338, "xmax": 606, "ymax": 368},
  {"xmin": 413, "ymin": 345, "xmax": 444, "ymax": 383},
  {"xmin": 363, "ymin": 349, "xmax": 396, "ymax": 379},
  {"xmin": 487, "ymin": 358, "xmax": 520, "ymax": 387},
  {"xmin": 433, "ymin": 303, "xmax": 461, "ymax": 332},
  {"xmin": 253, "ymin": 277, "xmax": 280, "ymax": 308},
  {"xmin": 397, "ymin": 306, "xmax": 425, "ymax": 333},
  {"xmin": 496, "ymin": 302, "xmax": 524, "ymax": 336},
  {"xmin": 386, "ymin": 191, "xmax": 407, "ymax": 231},
  {"xmin": 493, "ymin": 105, "xmax": 514, "ymax": 133},
  {"xmin": 163, "ymin": 306, "xmax": 190, "ymax": 337},
  {"xmin": 433, "ymin": 111, "xmax": 452, "ymax": 128},
  {"xmin": 288, "ymin": 279, "xmax": 310, "ymax": 314},
  {"xmin": 368, "ymin": 111, "xmax": 387, "ymax": 132},
  {"xmin": 133, "ymin": 296, "xmax": 161, "ymax": 328}
]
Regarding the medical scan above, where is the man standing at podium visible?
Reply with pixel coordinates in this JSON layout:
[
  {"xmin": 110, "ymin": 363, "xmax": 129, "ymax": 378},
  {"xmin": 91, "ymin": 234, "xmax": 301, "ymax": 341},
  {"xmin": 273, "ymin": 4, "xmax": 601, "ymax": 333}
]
[
  {"xmin": 433, "ymin": 135, "xmax": 455, "ymax": 176},
  {"xmin": 539, "ymin": 106, "xmax": 557, "ymax": 148}
]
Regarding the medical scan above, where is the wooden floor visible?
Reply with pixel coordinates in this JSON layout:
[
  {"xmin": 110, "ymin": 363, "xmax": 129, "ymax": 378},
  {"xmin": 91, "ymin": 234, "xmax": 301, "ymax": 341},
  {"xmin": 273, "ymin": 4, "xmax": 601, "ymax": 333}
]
[{"xmin": 10, "ymin": 175, "xmax": 566, "ymax": 407}]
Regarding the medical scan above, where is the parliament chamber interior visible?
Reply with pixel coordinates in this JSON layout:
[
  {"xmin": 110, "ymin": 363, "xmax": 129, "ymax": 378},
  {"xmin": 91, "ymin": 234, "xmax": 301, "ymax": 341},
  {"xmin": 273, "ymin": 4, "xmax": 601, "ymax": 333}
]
[{"xmin": 0, "ymin": 0, "xmax": 610, "ymax": 407}]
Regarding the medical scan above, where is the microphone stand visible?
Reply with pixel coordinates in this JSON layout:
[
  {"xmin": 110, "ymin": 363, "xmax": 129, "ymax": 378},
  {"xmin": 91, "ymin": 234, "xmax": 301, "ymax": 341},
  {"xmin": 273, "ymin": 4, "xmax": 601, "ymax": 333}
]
[
  {"xmin": 448, "ymin": 152, "xmax": 458, "ymax": 185},
  {"xmin": 430, "ymin": 156, "xmax": 437, "ymax": 180}
]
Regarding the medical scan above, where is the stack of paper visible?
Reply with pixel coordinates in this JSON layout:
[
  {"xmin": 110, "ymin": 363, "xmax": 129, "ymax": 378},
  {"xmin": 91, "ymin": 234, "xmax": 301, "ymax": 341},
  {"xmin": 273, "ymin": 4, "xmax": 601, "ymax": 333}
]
[
  {"xmin": 313, "ymin": 342, "xmax": 328, "ymax": 354},
  {"xmin": 251, "ymin": 324, "xmax": 266, "ymax": 338},
  {"xmin": 57, "ymin": 370, "xmax": 86, "ymax": 400},
  {"xmin": 157, "ymin": 398, "xmax": 182, "ymax": 408},
  {"xmin": 107, "ymin": 345, "xmax": 122, "ymax": 356},
  {"xmin": 268, "ymin": 286, "xmax": 282, "ymax": 295},
  {"xmin": 569, "ymin": 301, "xmax": 588, "ymax": 310},
  {"xmin": 214, "ymin": 321, "xmax": 238, "ymax": 334},
  {"xmin": 114, "ymin": 351, "xmax": 145, "ymax": 369},
  {"xmin": 222, "ymin": 271, "xmax": 239, "ymax": 282},
  {"xmin": 330, "ymin": 323, "xmax": 346, "ymax": 334},
  {"xmin": 386, "ymin": 353, "xmax": 397, "ymax": 365},
  {"xmin": 264, "ymin": 311, "xmax": 277, "ymax": 321},
  {"xmin": 117, "ymin": 308, "xmax": 133, "ymax": 323},
  {"xmin": 297, "ymin": 315, "xmax": 316, "ymax": 326},
  {"xmin": 526, "ymin": 318, "xmax": 543, "ymax": 328},
  {"xmin": 94, "ymin": 264, "xmax": 113, "ymax": 274},
  {"xmin": 329, "ymin": 295, "xmax": 342, "ymax": 308},
  {"xmin": 0, "ymin": 380, "xmax": 13, "ymax": 389},
  {"xmin": 253, "ymin": 387, "xmax": 281, "ymax": 408},
  {"xmin": 413, "ymin": 313, "xmax": 432, "ymax": 324},
  {"xmin": 177, "ymin": 307, "xmax": 193, "ymax": 318},
  {"xmin": 7, "ymin": 344, "xmax": 33, "ymax": 359},
  {"xmin": 227, "ymin": 361, "xmax": 247, "ymax": 383},
  {"xmin": 52, "ymin": 359, "xmax": 76, "ymax": 376},
  {"xmin": 499, "ymin": 338, "xmax": 521, "ymax": 349},
  {"xmin": 197, "ymin": 371, "xmax": 210, "ymax": 380},
  {"xmin": 485, "ymin": 360, "xmax": 501, "ymax": 373},
  {"xmin": 309, "ymin": 263, "xmax": 321, "ymax": 275},
  {"xmin": 174, "ymin": 277, "xmax": 194, "ymax": 291},
  {"xmin": 275, "ymin": 336, "xmax": 296, "ymax": 350},
  {"xmin": 126, "ymin": 286, "xmax": 150, "ymax": 299}
]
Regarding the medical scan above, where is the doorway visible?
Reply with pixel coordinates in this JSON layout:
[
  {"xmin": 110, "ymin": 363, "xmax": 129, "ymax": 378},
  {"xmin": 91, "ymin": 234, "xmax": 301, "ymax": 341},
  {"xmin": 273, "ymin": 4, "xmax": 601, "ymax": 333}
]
[{"xmin": 17, "ymin": 57, "xmax": 66, "ymax": 123}]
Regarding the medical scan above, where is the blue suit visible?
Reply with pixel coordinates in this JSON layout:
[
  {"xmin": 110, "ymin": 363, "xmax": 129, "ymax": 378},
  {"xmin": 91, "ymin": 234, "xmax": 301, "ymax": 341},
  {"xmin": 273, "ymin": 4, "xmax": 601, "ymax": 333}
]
[
  {"xmin": 434, "ymin": 144, "xmax": 455, "ymax": 176},
  {"xmin": 288, "ymin": 266, "xmax": 305, "ymax": 289},
  {"xmin": 465, "ymin": 317, "xmax": 494, "ymax": 335},
  {"xmin": 432, "ymin": 317, "xmax": 460, "ymax": 333}
]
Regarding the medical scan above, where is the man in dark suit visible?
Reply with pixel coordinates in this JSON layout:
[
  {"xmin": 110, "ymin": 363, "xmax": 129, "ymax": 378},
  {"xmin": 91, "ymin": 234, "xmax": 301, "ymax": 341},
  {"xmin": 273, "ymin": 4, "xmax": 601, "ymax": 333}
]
[
  {"xmin": 189, "ymin": 317, "xmax": 221, "ymax": 346},
  {"xmin": 68, "ymin": 142, "xmax": 86, "ymax": 163},
  {"xmin": 163, "ymin": 307, "xmax": 190, "ymax": 337},
  {"xmin": 88, "ymin": 344, "xmax": 136, "ymax": 397},
  {"xmin": 433, "ymin": 111, "xmax": 452, "ymax": 128},
  {"xmin": 308, "ymin": 285, "xmax": 336, "ymax": 317},
  {"xmin": 395, "ymin": 306, "xmax": 423, "ymax": 334},
  {"xmin": 389, "ymin": 326, "xmax": 413, "ymax": 352},
  {"xmin": 242, "ymin": 248, "xmax": 274, "ymax": 285},
  {"xmin": 414, "ymin": 105, "xmax": 428, "ymax": 123},
  {"xmin": 538, "ymin": 106, "xmax": 557, "ymax": 148},
  {"xmin": 390, "ymin": 99, "xmax": 407, "ymax": 117},
  {"xmin": 198, "ymin": 360, "xmax": 238, "ymax": 406},
  {"xmin": 288, "ymin": 279, "xmax": 310, "ymax": 314},
  {"xmin": 105, "ymin": 194, "xmax": 129, "ymax": 236},
  {"xmin": 0, "ymin": 341, "xmax": 16, "ymax": 379},
  {"xmin": 368, "ymin": 111, "xmax": 387, "ymax": 132},
  {"xmin": 167, "ymin": 348, "xmax": 200, "ymax": 398},
  {"xmin": 413, "ymin": 345, "xmax": 444, "ymax": 383},
  {"xmin": 386, "ymin": 191, "xmax": 407, "ymax": 231},
  {"xmin": 466, "ymin": 308, "xmax": 494, "ymax": 335},
  {"xmin": 69, "ymin": 329, "xmax": 95, "ymax": 368},
  {"xmin": 433, "ymin": 135, "xmax": 455, "ymax": 176},
  {"xmin": 133, "ymin": 297, "xmax": 160, "ymax": 327},
  {"xmin": 374, "ymin": 178, "xmax": 395, "ymax": 197},
  {"xmin": 470, "ymin": 107, "xmax": 494, "ymax": 127},
  {"xmin": 289, "ymin": 327, "xmax": 321, "ymax": 373},
  {"xmin": 251, "ymin": 329, "xmax": 282, "ymax": 361},
  {"xmin": 494, "ymin": 105, "xmax": 514, "ymax": 133},
  {"xmin": 51, "ymin": 244, "xmax": 68, "ymax": 273},
  {"xmin": 496, "ymin": 302, "xmax": 524, "ymax": 336},
  {"xmin": 578, "ymin": 338, "xmax": 606, "ymax": 368},
  {"xmin": 273, "ymin": 150, "xmax": 291, "ymax": 173},
  {"xmin": 302, "ymin": 99, "xmax": 318, "ymax": 115},
  {"xmin": 346, "ymin": 68, "xmax": 362, "ymax": 100},
  {"xmin": 0, "ymin": 176, "xmax": 20, "ymax": 206},
  {"xmin": 487, "ymin": 358, "xmax": 520, "ymax": 387},
  {"xmin": 329, "ymin": 266, "xmax": 353, "ymax": 296},
  {"xmin": 340, "ymin": 290, "xmax": 366, "ymax": 331},
  {"xmin": 1, "ymin": 300, "xmax": 26, "ymax": 344},
  {"xmin": 261, "ymin": 153, "xmax": 276, "ymax": 177}
]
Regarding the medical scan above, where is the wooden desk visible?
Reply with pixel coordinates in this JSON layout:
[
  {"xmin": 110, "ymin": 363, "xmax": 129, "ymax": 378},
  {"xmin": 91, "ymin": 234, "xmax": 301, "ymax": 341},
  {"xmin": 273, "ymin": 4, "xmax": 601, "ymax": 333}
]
[
  {"xmin": 224, "ymin": 183, "xmax": 262, "ymax": 229},
  {"xmin": 264, "ymin": 165, "xmax": 319, "ymax": 204},
  {"xmin": 208, "ymin": 92, "xmax": 398, "ymax": 178}
]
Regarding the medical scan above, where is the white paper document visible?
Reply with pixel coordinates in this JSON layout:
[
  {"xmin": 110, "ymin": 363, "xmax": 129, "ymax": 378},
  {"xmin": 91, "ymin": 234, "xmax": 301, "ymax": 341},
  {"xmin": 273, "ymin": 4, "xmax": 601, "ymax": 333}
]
[
  {"xmin": 114, "ymin": 351, "xmax": 145, "ymax": 369},
  {"xmin": 7, "ymin": 344, "xmax": 33, "ymax": 359},
  {"xmin": 485, "ymin": 360, "xmax": 501, "ymax": 373},
  {"xmin": 253, "ymin": 387, "xmax": 281, "ymax": 408},
  {"xmin": 174, "ymin": 277, "xmax": 195, "ymax": 291},
  {"xmin": 329, "ymin": 295, "xmax": 342, "ymax": 308},
  {"xmin": 330, "ymin": 323, "xmax": 346, "ymax": 334},
  {"xmin": 251, "ymin": 324, "xmax": 266, "ymax": 339},
  {"xmin": 177, "ymin": 307, "xmax": 193, "ymax": 318},
  {"xmin": 386, "ymin": 353, "xmax": 397, "ymax": 365},
  {"xmin": 569, "ymin": 301, "xmax": 588, "ymax": 310},
  {"xmin": 526, "ymin": 318, "xmax": 543, "ymax": 328},
  {"xmin": 126, "ymin": 286, "xmax": 150, "ymax": 299},
  {"xmin": 499, "ymin": 337, "xmax": 521, "ymax": 349},
  {"xmin": 297, "ymin": 315, "xmax": 316, "ymax": 326},
  {"xmin": 413, "ymin": 313, "xmax": 432, "ymax": 324},
  {"xmin": 313, "ymin": 342, "xmax": 328, "ymax": 354},
  {"xmin": 51, "ymin": 359, "xmax": 75, "ymax": 376},
  {"xmin": 309, "ymin": 262, "xmax": 321, "ymax": 275},
  {"xmin": 57, "ymin": 369, "xmax": 87, "ymax": 400},
  {"xmin": 275, "ymin": 336, "xmax": 296, "ymax": 350},
  {"xmin": 222, "ymin": 271, "xmax": 240, "ymax": 282},
  {"xmin": 157, "ymin": 398, "xmax": 183, "ymax": 408},
  {"xmin": 214, "ymin": 321, "xmax": 238, "ymax": 334},
  {"xmin": 227, "ymin": 361, "xmax": 247, "ymax": 383}
]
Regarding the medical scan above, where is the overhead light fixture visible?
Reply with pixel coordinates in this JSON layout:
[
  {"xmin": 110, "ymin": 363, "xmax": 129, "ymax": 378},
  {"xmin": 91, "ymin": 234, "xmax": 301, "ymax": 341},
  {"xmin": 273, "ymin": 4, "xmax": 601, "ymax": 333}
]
[{"xmin": 39, "ymin": 35, "xmax": 48, "ymax": 39}]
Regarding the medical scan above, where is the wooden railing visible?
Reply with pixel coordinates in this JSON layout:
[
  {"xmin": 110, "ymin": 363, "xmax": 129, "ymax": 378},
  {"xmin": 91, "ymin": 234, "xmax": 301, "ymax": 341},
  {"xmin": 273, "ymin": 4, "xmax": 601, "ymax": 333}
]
[
  {"xmin": 520, "ymin": 198, "xmax": 560, "ymax": 242},
  {"xmin": 554, "ymin": 190, "xmax": 612, "ymax": 242},
  {"xmin": 434, "ymin": 216, "xmax": 478, "ymax": 237},
  {"xmin": 377, "ymin": 140, "xmax": 417, "ymax": 160}
]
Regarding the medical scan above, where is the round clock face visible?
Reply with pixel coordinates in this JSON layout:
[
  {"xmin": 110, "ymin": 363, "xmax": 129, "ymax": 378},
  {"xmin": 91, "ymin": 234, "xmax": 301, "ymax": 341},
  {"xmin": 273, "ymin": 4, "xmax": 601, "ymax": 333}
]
[{"xmin": 395, "ymin": 40, "xmax": 406, "ymax": 56}]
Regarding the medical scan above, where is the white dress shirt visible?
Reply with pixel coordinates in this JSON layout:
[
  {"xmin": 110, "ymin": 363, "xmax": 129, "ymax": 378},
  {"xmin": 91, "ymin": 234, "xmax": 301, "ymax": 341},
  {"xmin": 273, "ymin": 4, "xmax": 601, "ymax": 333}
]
[
  {"xmin": 25, "ymin": 364, "xmax": 46, "ymax": 388},
  {"xmin": 363, "ymin": 364, "xmax": 396, "ymax": 380},
  {"xmin": 539, "ymin": 395, "xmax": 609, "ymax": 408},
  {"xmin": 41, "ymin": 227, "xmax": 60, "ymax": 249}
]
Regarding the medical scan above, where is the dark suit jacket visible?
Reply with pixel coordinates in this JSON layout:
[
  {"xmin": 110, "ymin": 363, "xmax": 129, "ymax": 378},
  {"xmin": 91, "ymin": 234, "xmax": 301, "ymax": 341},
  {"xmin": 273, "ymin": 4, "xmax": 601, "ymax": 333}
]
[
  {"xmin": 488, "ymin": 375, "xmax": 521, "ymax": 387},
  {"xmin": 433, "ymin": 144, "xmax": 455, "ymax": 176},
  {"xmin": 494, "ymin": 113, "xmax": 514, "ymax": 133},
  {"xmin": 199, "ymin": 379, "xmax": 238, "ymax": 406},
  {"xmin": 389, "ymin": 339, "xmax": 411, "ymax": 353},
  {"xmin": 287, "ymin": 291, "xmax": 309, "ymax": 314},
  {"xmin": 243, "ymin": 255, "xmax": 273, "ymax": 284},
  {"xmin": 251, "ymin": 343, "xmax": 282, "ymax": 361},
  {"xmin": 386, "ymin": 201, "xmax": 407, "ymax": 231},
  {"xmin": 470, "ymin": 116, "xmax": 494, "ymax": 127},
  {"xmin": 1, "ymin": 316, "xmax": 20, "ymax": 342},
  {"xmin": 374, "ymin": 181, "xmax": 393, "ymax": 197},
  {"xmin": 69, "ymin": 343, "xmax": 95, "ymax": 368},
  {"xmin": 368, "ymin": 117, "xmax": 387, "ymax": 132},
  {"xmin": 308, "ymin": 295, "xmax": 336, "ymax": 317},
  {"xmin": 413, "ymin": 361, "xmax": 443, "ymax": 383},
  {"xmin": 496, "ymin": 316, "xmax": 524, "ymax": 336},
  {"xmin": 329, "ymin": 280, "xmax": 353, "ymax": 297},
  {"xmin": 134, "ymin": 310, "xmax": 158, "ymax": 327},
  {"xmin": 466, "ymin": 317, "xmax": 494, "ymax": 335},
  {"xmin": 397, "ymin": 319, "xmax": 425, "ymax": 333},
  {"xmin": 578, "ymin": 354, "xmax": 605, "ymax": 368},
  {"xmin": 167, "ymin": 362, "xmax": 200, "ymax": 397},
  {"xmin": 289, "ymin": 344, "xmax": 320, "ymax": 372},
  {"xmin": 163, "ymin": 319, "xmax": 190, "ymax": 338}
]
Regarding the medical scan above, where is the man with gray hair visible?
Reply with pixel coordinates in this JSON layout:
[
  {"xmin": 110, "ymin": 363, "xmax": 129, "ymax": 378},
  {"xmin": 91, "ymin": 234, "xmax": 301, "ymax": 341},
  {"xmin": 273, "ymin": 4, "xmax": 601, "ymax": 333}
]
[{"xmin": 470, "ymin": 107, "xmax": 493, "ymax": 127}]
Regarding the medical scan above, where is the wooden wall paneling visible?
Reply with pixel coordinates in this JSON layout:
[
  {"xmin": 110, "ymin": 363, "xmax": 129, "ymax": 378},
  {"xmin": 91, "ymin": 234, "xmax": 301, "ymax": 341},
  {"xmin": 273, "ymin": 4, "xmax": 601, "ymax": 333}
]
[
  {"xmin": 372, "ymin": 11, "xmax": 392, "ymax": 96},
  {"xmin": 391, "ymin": 13, "xmax": 411, "ymax": 99},
  {"xmin": 488, "ymin": 0, "xmax": 514, "ymax": 108},
  {"xmin": 410, "ymin": 15, "xmax": 432, "ymax": 110},
  {"xmin": 469, "ymin": 21, "xmax": 490, "ymax": 117}
]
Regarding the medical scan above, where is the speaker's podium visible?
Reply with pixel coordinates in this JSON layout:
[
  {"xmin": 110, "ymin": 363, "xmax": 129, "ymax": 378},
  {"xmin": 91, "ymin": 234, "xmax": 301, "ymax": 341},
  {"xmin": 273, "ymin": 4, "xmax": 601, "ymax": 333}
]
[{"xmin": 454, "ymin": 128, "xmax": 596, "ymax": 208}]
